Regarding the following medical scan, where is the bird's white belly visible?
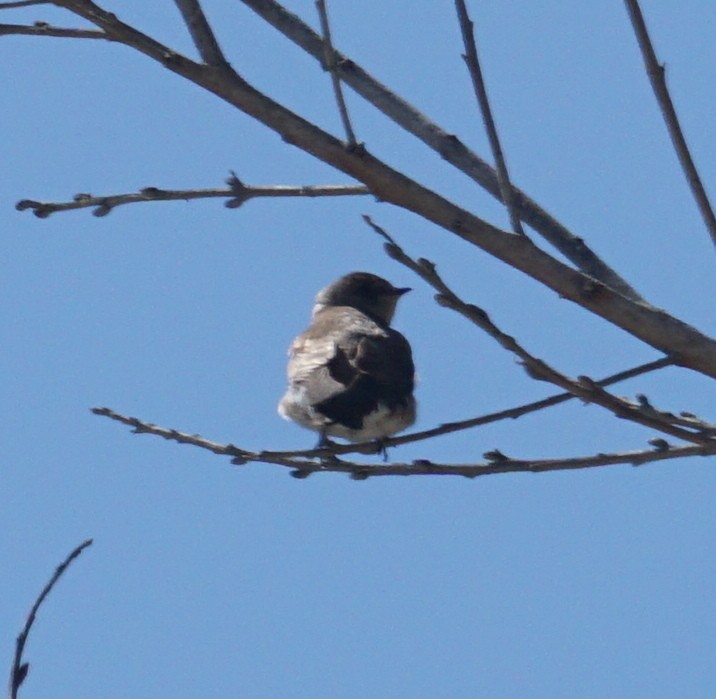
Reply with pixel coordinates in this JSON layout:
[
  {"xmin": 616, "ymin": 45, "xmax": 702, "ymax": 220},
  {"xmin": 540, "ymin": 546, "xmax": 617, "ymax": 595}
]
[{"xmin": 278, "ymin": 385, "xmax": 415, "ymax": 442}]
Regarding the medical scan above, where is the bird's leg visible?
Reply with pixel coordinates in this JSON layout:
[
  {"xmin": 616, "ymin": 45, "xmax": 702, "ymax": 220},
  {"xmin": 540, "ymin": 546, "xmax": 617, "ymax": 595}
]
[
  {"xmin": 374, "ymin": 439, "xmax": 390, "ymax": 462},
  {"xmin": 315, "ymin": 430, "xmax": 342, "ymax": 463}
]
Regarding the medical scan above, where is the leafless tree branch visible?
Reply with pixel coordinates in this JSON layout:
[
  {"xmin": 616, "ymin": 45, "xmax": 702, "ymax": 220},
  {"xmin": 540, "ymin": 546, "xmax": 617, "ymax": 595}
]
[
  {"xmin": 315, "ymin": 0, "xmax": 357, "ymax": 147},
  {"xmin": 0, "ymin": 22, "xmax": 107, "ymax": 39},
  {"xmin": 32, "ymin": 1, "xmax": 716, "ymax": 379},
  {"xmin": 624, "ymin": 0, "xmax": 716, "ymax": 250},
  {"xmin": 173, "ymin": 0, "xmax": 229, "ymax": 67},
  {"xmin": 454, "ymin": 0, "xmax": 525, "ymax": 237},
  {"xmin": 380, "ymin": 356, "xmax": 675, "ymax": 448},
  {"xmin": 237, "ymin": 0, "xmax": 643, "ymax": 301},
  {"xmin": 365, "ymin": 215, "xmax": 716, "ymax": 445},
  {"xmin": 8, "ymin": 539, "xmax": 93, "ymax": 699},
  {"xmin": 94, "ymin": 358, "xmax": 675, "ymax": 463},
  {"xmin": 91, "ymin": 406, "xmax": 716, "ymax": 479},
  {"xmin": 16, "ymin": 174, "xmax": 369, "ymax": 218},
  {"xmin": 0, "ymin": 1, "xmax": 48, "ymax": 8}
]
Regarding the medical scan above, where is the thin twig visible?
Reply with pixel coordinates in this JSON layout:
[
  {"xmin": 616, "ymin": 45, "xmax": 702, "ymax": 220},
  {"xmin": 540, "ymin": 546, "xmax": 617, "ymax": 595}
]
[
  {"xmin": 17, "ymin": 175, "xmax": 369, "ymax": 218},
  {"xmin": 315, "ymin": 0, "xmax": 357, "ymax": 147},
  {"xmin": 91, "ymin": 405, "xmax": 716, "ymax": 479},
  {"xmin": 8, "ymin": 539, "xmax": 93, "ymax": 699},
  {"xmin": 454, "ymin": 0, "xmax": 524, "ymax": 237},
  {"xmin": 237, "ymin": 0, "xmax": 643, "ymax": 301},
  {"xmin": 381, "ymin": 356, "xmax": 675, "ymax": 448},
  {"xmin": 173, "ymin": 0, "xmax": 229, "ymax": 67},
  {"xmin": 624, "ymin": 0, "xmax": 716, "ymax": 249},
  {"xmin": 0, "ymin": 22, "xmax": 108, "ymax": 39},
  {"xmin": 365, "ymin": 215, "xmax": 715, "ymax": 445},
  {"xmin": 0, "ymin": 1, "xmax": 48, "ymax": 8}
]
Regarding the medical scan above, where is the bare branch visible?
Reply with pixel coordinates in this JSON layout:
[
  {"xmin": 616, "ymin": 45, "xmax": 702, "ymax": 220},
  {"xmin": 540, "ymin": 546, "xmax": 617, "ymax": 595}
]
[
  {"xmin": 31, "ymin": 1, "xmax": 716, "ymax": 378},
  {"xmin": 315, "ymin": 0, "xmax": 357, "ymax": 147},
  {"xmin": 382, "ymin": 356, "xmax": 674, "ymax": 448},
  {"xmin": 0, "ymin": 1, "xmax": 48, "ymax": 8},
  {"xmin": 16, "ymin": 175, "xmax": 370, "ymax": 218},
  {"xmin": 454, "ymin": 0, "xmax": 525, "ymax": 237},
  {"xmin": 365, "ymin": 215, "xmax": 715, "ymax": 444},
  {"xmin": 624, "ymin": 0, "xmax": 716, "ymax": 250},
  {"xmin": 0, "ymin": 22, "xmax": 108, "ymax": 39},
  {"xmin": 237, "ymin": 0, "xmax": 642, "ymax": 301},
  {"xmin": 91, "ymin": 406, "xmax": 716, "ymax": 479},
  {"xmin": 173, "ymin": 0, "xmax": 229, "ymax": 67},
  {"xmin": 8, "ymin": 539, "xmax": 93, "ymax": 699}
]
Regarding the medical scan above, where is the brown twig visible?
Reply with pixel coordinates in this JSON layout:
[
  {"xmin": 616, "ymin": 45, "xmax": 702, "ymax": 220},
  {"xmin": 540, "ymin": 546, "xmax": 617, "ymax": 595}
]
[
  {"xmin": 315, "ymin": 0, "xmax": 357, "ymax": 147},
  {"xmin": 173, "ymin": 0, "xmax": 229, "ymax": 67},
  {"xmin": 0, "ymin": 22, "xmax": 108, "ymax": 39},
  {"xmin": 16, "ymin": 174, "xmax": 369, "ymax": 218},
  {"xmin": 624, "ymin": 0, "xmax": 716, "ymax": 250},
  {"xmin": 454, "ymin": 0, "xmax": 524, "ymax": 237},
  {"xmin": 91, "ymin": 405, "xmax": 716, "ymax": 479},
  {"xmin": 237, "ymin": 0, "xmax": 643, "ymax": 301},
  {"xmin": 380, "ymin": 355, "xmax": 675, "ymax": 449},
  {"xmin": 365, "ymin": 215, "xmax": 715, "ymax": 445},
  {"xmin": 8, "ymin": 539, "xmax": 93, "ymax": 699},
  {"xmin": 0, "ymin": 1, "xmax": 48, "ymax": 8}
]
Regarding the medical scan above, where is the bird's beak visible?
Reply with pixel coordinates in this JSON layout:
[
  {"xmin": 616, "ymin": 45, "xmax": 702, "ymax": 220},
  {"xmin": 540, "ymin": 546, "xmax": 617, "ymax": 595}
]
[{"xmin": 393, "ymin": 287, "xmax": 411, "ymax": 296}]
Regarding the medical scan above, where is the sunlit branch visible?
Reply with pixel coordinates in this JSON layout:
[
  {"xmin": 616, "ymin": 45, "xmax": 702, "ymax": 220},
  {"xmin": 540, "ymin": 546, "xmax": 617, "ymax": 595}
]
[
  {"xmin": 365, "ymin": 215, "xmax": 715, "ymax": 445},
  {"xmin": 315, "ymin": 0, "xmax": 357, "ymax": 147},
  {"xmin": 16, "ymin": 174, "xmax": 370, "ymax": 217},
  {"xmin": 0, "ymin": 22, "xmax": 108, "ymax": 39},
  {"xmin": 454, "ymin": 0, "xmax": 525, "ymax": 237},
  {"xmin": 173, "ymin": 0, "xmax": 229, "ymax": 67},
  {"xmin": 91, "ymin": 406, "xmax": 716, "ymax": 479},
  {"xmin": 624, "ymin": 0, "xmax": 716, "ymax": 250},
  {"xmin": 237, "ymin": 0, "xmax": 643, "ymax": 301}
]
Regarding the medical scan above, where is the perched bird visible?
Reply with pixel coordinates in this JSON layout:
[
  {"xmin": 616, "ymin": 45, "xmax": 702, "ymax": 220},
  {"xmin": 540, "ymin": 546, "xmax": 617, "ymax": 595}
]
[{"xmin": 279, "ymin": 272, "xmax": 416, "ymax": 445}]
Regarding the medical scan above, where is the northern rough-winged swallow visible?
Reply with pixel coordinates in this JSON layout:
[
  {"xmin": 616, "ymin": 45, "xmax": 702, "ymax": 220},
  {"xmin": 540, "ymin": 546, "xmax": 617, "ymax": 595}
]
[{"xmin": 279, "ymin": 272, "xmax": 416, "ymax": 445}]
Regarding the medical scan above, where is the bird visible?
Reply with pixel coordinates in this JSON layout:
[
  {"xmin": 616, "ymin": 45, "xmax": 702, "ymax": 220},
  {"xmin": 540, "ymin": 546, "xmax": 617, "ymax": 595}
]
[{"xmin": 278, "ymin": 271, "xmax": 416, "ymax": 447}]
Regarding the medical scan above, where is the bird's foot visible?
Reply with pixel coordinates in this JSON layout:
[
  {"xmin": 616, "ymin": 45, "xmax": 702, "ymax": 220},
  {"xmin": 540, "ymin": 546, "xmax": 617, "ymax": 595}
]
[
  {"xmin": 315, "ymin": 433, "xmax": 343, "ymax": 463},
  {"xmin": 374, "ymin": 439, "xmax": 390, "ymax": 462}
]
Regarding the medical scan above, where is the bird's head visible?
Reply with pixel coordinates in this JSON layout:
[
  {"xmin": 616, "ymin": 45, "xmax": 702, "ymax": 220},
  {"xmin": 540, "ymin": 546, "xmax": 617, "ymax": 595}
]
[{"xmin": 313, "ymin": 272, "xmax": 411, "ymax": 325}]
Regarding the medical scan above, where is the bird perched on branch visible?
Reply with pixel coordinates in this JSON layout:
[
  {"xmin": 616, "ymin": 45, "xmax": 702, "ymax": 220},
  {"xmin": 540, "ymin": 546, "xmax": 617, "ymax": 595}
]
[{"xmin": 279, "ymin": 271, "xmax": 416, "ymax": 446}]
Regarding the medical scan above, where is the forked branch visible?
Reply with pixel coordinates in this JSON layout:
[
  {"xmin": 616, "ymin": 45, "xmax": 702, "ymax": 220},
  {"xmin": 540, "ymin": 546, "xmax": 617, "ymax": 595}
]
[
  {"xmin": 173, "ymin": 0, "xmax": 229, "ymax": 67},
  {"xmin": 365, "ymin": 216, "xmax": 715, "ymax": 445},
  {"xmin": 238, "ymin": 0, "xmax": 643, "ymax": 301},
  {"xmin": 33, "ymin": 1, "xmax": 716, "ymax": 377}
]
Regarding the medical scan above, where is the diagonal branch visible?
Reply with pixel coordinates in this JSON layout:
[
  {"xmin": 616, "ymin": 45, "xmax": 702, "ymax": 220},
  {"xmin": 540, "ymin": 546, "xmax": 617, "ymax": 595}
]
[
  {"xmin": 380, "ymin": 355, "xmax": 675, "ymax": 449},
  {"xmin": 38, "ymin": 1, "xmax": 716, "ymax": 378},
  {"xmin": 624, "ymin": 0, "xmax": 716, "ymax": 250},
  {"xmin": 237, "ymin": 0, "xmax": 643, "ymax": 301},
  {"xmin": 16, "ymin": 175, "xmax": 369, "ymax": 218},
  {"xmin": 91, "ymin": 406, "xmax": 716, "ymax": 479},
  {"xmin": 173, "ymin": 0, "xmax": 229, "ymax": 67},
  {"xmin": 8, "ymin": 539, "xmax": 93, "ymax": 699},
  {"xmin": 315, "ymin": 0, "xmax": 357, "ymax": 147},
  {"xmin": 365, "ymin": 216, "xmax": 716, "ymax": 445},
  {"xmin": 454, "ymin": 0, "xmax": 524, "ymax": 237}
]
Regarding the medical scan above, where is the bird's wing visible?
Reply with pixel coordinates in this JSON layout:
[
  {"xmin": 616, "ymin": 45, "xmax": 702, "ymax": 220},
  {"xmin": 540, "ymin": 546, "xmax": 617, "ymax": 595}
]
[
  {"xmin": 286, "ymin": 331, "xmax": 347, "ymax": 404},
  {"xmin": 286, "ymin": 308, "xmax": 415, "ymax": 428},
  {"xmin": 350, "ymin": 330, "xmax": 415, "ymax": 397}
]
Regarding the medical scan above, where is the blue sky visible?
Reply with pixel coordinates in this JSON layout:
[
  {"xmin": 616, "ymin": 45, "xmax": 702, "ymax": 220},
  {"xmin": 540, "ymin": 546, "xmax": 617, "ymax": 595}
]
[{"xmin": 4, "ymin": 1, "xmax": 716, "ymax": 697}]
